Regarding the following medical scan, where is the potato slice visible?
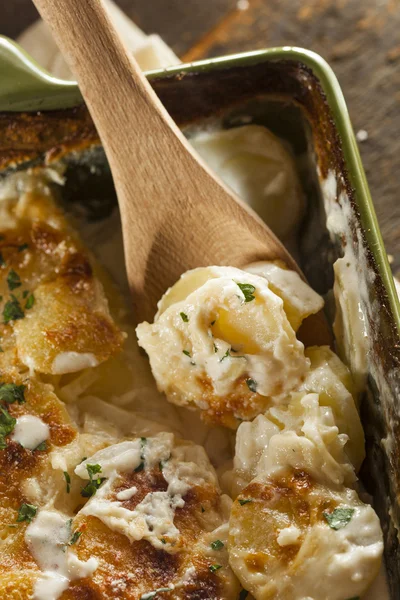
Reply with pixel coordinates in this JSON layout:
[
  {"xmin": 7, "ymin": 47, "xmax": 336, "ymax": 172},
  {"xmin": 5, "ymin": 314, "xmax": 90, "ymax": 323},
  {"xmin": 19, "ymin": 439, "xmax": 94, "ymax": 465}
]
[
  {"xmin": 229, "ymin": 469, "xmax": 383, "ymax": 600},
  {"xmin": 137, "ymin": 266, "xmax": 310, "ymax": 428}
]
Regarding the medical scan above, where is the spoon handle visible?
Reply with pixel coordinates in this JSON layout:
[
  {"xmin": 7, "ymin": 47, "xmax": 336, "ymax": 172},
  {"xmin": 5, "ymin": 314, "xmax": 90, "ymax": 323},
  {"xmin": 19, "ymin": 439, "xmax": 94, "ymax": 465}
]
[{"xmin": 32, "ymin": 0, "xmax": 306, "ymax": 327}]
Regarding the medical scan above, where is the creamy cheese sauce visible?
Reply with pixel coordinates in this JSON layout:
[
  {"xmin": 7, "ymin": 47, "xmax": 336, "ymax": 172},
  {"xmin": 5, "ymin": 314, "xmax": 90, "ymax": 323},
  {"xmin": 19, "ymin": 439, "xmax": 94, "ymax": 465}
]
[
  {"xmin": 75, "ymin": 434, "xmax": 218, "ymax": 553},
  {"xmin": 11, "ymin": 414, "xmax": 50, "ymax": 450},
  {"xmin": 52, "ymin": 351, "xmax": 99, "ymax": 374},
  {"xmin": 0, "ymin": 127, "xmax": 388, "ymax": 598},
  {"xmin": 25, "ymin": 510, "xmax": 98, "ymax": 600}
]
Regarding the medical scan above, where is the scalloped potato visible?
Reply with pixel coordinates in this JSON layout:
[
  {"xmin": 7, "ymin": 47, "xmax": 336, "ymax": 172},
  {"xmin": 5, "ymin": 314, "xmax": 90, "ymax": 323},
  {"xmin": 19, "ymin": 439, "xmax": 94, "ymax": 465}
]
[
  {"xmin": 136, "ymin": 265, "xmax": 323, "ymax": 428},
  {"xmin": 229, "ymin": 469, "xmax": 383, "ymax": 600}
]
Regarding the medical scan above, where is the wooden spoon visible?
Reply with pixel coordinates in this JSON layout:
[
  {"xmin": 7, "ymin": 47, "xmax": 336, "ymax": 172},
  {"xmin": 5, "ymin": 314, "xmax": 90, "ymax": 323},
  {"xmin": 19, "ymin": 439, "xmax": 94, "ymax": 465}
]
[{"xmin": 32, "ymin": 0, "xmax": 330, "ymax": 344}]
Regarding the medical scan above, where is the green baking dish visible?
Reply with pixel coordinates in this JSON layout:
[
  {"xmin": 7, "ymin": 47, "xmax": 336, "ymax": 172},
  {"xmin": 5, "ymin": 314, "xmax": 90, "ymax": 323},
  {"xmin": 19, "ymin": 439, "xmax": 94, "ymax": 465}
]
[{"xmin": 0, "ymin": 35, "xmax": 399, "ymax": 597}]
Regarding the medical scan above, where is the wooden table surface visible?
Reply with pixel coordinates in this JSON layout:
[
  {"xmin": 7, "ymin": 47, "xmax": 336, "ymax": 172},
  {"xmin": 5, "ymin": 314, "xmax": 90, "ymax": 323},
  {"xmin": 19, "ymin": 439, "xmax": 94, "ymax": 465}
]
[{"xmin": 2, "ymin": 0, "xmax": 400, "ymax": 272}]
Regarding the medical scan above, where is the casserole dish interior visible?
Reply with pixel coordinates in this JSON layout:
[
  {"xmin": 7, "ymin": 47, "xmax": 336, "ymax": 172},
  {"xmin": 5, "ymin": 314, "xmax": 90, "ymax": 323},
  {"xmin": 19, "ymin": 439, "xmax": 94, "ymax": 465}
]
[{"xmin": 0, "ymin": 40, "xmax": 399, "ymax": 598}]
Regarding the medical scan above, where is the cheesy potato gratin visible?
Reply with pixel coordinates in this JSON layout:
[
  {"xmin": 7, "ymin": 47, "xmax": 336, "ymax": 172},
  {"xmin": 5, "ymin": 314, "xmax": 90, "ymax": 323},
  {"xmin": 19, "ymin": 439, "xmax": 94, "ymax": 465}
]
[{"xmin": 0, "ymin": 133, "xmax": 383, "ymax": 599}]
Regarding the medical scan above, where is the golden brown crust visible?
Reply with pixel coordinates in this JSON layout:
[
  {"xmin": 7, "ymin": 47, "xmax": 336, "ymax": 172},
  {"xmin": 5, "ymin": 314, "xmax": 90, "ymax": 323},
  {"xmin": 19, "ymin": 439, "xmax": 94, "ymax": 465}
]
[
  {"xmin": 0, "ymin": 173, "xmax": 124, "ymax": 374},
  {"xmin": 68, "ymin": 465, "xmax": 231, "ymax": 599}
]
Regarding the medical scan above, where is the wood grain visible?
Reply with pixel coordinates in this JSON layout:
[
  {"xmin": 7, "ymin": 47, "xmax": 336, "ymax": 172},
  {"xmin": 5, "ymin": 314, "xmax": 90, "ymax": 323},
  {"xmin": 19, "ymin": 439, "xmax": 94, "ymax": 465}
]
[{"xmin": 182, "ymin": 0, "xmax": 400, "ymax": 274}]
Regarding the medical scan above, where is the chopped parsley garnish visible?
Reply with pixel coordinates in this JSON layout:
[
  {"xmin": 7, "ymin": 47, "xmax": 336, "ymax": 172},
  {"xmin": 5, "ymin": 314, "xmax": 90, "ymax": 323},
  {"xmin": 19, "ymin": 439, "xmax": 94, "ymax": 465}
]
[
  {"xmin": 323, "ymin": 507, "xmax": 355, "ymax": 530},
  {"xmin": 159, "ymin": 455, "xmax": 170, "ymax": 471},
  {"xmin": 211, "ymin": 539, "xmax": 224, "ymax": 550},
  {"xmin": 64, "ymin": 471, "xmax": 71, "ymax": 493},
  {"xmin": 34, "ymin": 441, "xmax": 47, "ymax": 452},
  {"xmin": 0, "ymin": 253, "xmax": 4, "ymax": 267},
  {"xmin": 220, "ymin": 349, "xmax": 230, "ymax": 362},
  {"xmin": 210, "ymin": 319, "xmax": 216, "ymax": 326},
  {"xmin": 182, "ymin": 349, "xmax": 196, "ymax": 366},
  {"xmin": 209, "ymin": 564, "xmax": 222, "ymax": 573},
  {"xmin": 3, "ymin": 295, "xmax": 24, "ymax": 323},
  {"xmin": 140, "ymin": 588, "xmax": 173, "ymax": 600},
  {"xmin": 246, "ymin": 378, "xmax": 257, "ymax": 393},
  {"xmin": 239, "ymin": 591, "xmax": 249, "ymax": 600},
  {"xmin": 69, "ymin": 530, "xmax": 82, "ymax": 545},
  {"xmin": 18, "ymin": 244, "xmax": 29, "ymax": 252},
  {"xmin": 236, "ymin": 282, "xmax": 256, "ymax": 303},
  {"xmin": 135, "ymin": 437, "xmax": 147, "ymax": 473},
  {"xmin": 0, "ymin": 406, "xmax": 16, "ymax": 449},
  {"xmin": 25, "ymin": 293, "xmax": 35, "ymax": 310},
  {"xmin": 0, "ymin": 347, "xmax": 3, "ymax": 353},
  {"xmin": 201, "ymin": 506, "xmax": 205, "ymax": 513},
  {"xmin": 238, "ymin": 498, "xmax": 253, "ymax": 506},
  {"xmin": 7, "ymin": 269, "xmax": 22, "ymax": 291},
  {"xmin": 16, "ymin": 503, "xmax": 37, "ymax": 523},
  {"xmin": 23, "ymin": 290, "xmax": 29, "ymax": 299},
  {"xmin": 213, "ymin": 343, "xmax": 218, "ymax": 353},
  {"xmin": 220, "ymin": 348, "xmax": 245, "ymax": 362},
  {"xmin": 80, "ymin": 463, "xmax": 105, "ymax": 498},
  {"xmin": 0, "ymin": 383, "xmax": 26, "ymax": 404},
  {"xmin": 180, "ymin": 312, "xmax": 189, "ymax": 322}
]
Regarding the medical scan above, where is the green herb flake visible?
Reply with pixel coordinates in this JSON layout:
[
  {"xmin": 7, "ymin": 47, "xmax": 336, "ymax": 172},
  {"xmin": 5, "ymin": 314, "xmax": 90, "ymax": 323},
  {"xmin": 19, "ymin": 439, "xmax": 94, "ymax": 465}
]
[
  {"xmin": 25, "ymin": 293, "xmax": 35, "ymax": 310},
  {"xmin": 135, "ymin": 437, "xmax": 147, "ymax": 473},
  {"xmin": 159, "ymin": 454, "xmax": 170, "ymax": 472},
  {"xmin": 239, "ymin": 591, "xmax": 249, "ymax": 600},
  {"xmin": 213, "ymin": 343, "xmax": 218, "ymax": 353},
  {"xmin": 34, "ymin": 441, "xmax": 47, "ymax": 452},
  {"xmin": 323, "ymin": 507, "xmax": 355, "ymax": 530},
  {"xmin": 16, "ymin": 503, "xmax": 37, "ymax": 523},
  {"xmin": 0, "ymin": 253, "xmax": 5, "ymax": 267},
  {"xmin": 80, "ymin": 464, "xmax": 105, "ymax": 498},
  {"xmin": 211, "ymin": 539, "xmax": 224, "ymax": 551},
  {"xmin": 0, "ymin": 383, "xmax": 26, "ymax": 405},
  {"xmin": 246, "ymin": 378, "xmax": 258, "ymax": 393},
  {"xmin": 238, "ymin": 498, "xmax": 253, "ymax": 506},
  {"xmin": 18, "ymin": 244, "xmax": 29, "ymax": 252},
  {"xmin": 69, "ymin": 530, "xmax": 82, "ymax": 545},
  {"xmin": 180, "ymin": 312, "xmax": 189, "ymax": 322},
  {"xmin": 0, "ymin": 347, "xmax": 3, "ymax": 353},
  {"xmin": 201, "ymin": 506, "xmax": 205, "ymax": 513},
  {"xmin": 64, "ymin": 471, "xmax": 71, "ymax": 494},
  {"xmin": 182, "ymin": 349, "xmax": 196, "ymax": 365},
  {"xmin": 23, "ymin": 290, "xmax": 29, "ymax": 299},
  {"xmin": 3, "ymin": 295, "xmax": 24, "ymax": 324},
  {"xmin": 236, "ymin": 282, "xmax": 256, "ymax": 303},
  {"xmin": 7, "ymin": 269, "xmax": 22, "ymax": 291},
  {"xmin": 140, "ymin": 588, "xmax": 173, "ymax": 600},
  {"xmin": 209, "ymin": 564, "xmax": 222, "ymax": 574},
  {"xmin": 210, "ymin": 319, "xmax": 216, "ymax": 326},
  {"xmin": 220, "ymin": 349, "xmax": 230, "ymax": 362},
  {"xmin": 0, "ymin": 406, "xmax": 16, "ymax": 449}
]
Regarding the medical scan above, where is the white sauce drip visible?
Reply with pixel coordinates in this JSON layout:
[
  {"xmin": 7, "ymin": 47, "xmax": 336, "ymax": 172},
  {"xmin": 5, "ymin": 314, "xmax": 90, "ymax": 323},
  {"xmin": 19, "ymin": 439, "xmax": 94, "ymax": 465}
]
[
  {"xmin": 116, "ymin": 486, "xmax": 138, "ymax": 500},
  {"xmin": 11, "ymin": 414, "xmax": 50, "ymax": 450},
  {"xmin": 25, "ymin": 510, "xmax": 98, "ymax": 600},
  {"xmin": 74, "ymin": 434, "xmax": 216, "ymax": 553},
  {"xmin": 52, "ymin": 352, "xmax": 99, "ymax": 374},
  {"xmin": 277, "ymin": 525, "xmax": 301, "ymax": 546}
]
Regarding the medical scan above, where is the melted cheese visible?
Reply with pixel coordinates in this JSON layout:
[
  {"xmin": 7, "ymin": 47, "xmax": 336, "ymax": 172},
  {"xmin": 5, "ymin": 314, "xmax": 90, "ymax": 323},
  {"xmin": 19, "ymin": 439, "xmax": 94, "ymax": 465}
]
[
  {"xmin": 137, "ymin": 265, "xmax": 312, "ymax": 427},
  {"xmin": 11, "ymin": 414, "xmax": 50, "ymax": 450},
  {"xmin": 75, "ymin": 433, "xmax": 218, "ymax": 552},
  {"xmin": 52, "ymin": 352, "xmax": 99, "ymax": 374},
  {"xmin": 25, "ymin": 509, "xmax": 98, "ymax": 600}
]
